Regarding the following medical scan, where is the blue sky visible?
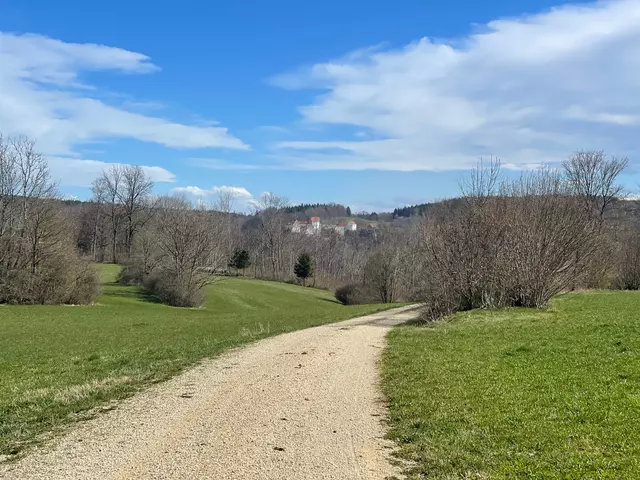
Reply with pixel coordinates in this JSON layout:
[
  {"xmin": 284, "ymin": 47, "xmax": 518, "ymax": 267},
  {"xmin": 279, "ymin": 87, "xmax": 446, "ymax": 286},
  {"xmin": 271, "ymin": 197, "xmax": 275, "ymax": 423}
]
[{"xmin": 1, "ymin": 0, "xmax": 639, "ymax": 211}]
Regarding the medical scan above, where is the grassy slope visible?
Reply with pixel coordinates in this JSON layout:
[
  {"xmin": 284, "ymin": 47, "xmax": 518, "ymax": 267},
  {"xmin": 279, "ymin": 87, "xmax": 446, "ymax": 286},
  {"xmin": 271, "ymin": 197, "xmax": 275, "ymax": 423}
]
[
  {"xmin": 383, "ymin": 291, "xmax": 640, "ymax": 479},
  {"xmin": 0, "ymin": 264, "xmax": 394, "ymax": 455}
]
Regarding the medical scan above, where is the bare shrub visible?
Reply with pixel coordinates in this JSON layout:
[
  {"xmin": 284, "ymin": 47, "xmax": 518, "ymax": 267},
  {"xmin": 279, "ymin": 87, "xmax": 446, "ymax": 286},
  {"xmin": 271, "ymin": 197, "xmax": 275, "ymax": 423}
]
[
  {"xmin": 614, "ymin": 230, "xmax": 640, "ymax": 290},
  {"xmin": 143, "ymin": 272, "xmax": 206, "ymax": 307},
  {"xmin": 117, "ymin": 230, "xmax": 163, "ymax": 286},
  {"xmin": 418, "ymin": 163, "xmax": 602, "ymax": 321},
  {"xmin": 122, "ymin": 196, "xmax": 219, "ymax": 307},
  {"xmin": 363, "ymin": 248, "xmax": 401, "ymax": 303},
  {"xmin": 0, "ymin": 134, "xmax": 100, "ymax": 305},
  {"xmin": 334, "ymin": 283, "xmax": 375, "ymax": 305}
]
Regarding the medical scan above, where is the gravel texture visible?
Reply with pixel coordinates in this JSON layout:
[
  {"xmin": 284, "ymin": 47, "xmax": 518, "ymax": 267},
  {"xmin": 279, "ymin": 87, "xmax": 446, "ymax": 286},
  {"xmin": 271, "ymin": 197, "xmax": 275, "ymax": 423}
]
[{"xmin": 1, "ymin": 305, "xmax": 417, "ymax": 479}]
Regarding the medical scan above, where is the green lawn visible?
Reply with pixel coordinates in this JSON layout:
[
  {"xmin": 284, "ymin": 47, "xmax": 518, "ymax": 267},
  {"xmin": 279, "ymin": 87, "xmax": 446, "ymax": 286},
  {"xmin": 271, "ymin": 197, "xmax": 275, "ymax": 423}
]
[
  {"xmin": 383, "ymin": 291, "xmax": 640, "ymax": 479},
  {"xmin": 0, "ymin": 264, "xmax": 395, "ymax": 456}
]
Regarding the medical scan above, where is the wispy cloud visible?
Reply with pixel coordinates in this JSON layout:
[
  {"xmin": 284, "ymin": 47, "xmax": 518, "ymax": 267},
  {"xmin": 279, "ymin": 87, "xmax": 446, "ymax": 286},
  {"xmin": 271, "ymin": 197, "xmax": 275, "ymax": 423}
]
[
  {"xmin": 48, "ymin": 157, "xmax": 176, "ymax": 187},
  {"xmin": 269, "ymin": 0, "xmax": 640, "ymax": 171},
  {"xmin": 171, "ymin": 185, "xmax": 253, "ymax": 198},
  {"xmin": 0, "ymin": 32, "xmax": 249, "ymax": 158},
  {"xmin": 171, "ymin": 185, "xmax": 256, "ymax": 211}
]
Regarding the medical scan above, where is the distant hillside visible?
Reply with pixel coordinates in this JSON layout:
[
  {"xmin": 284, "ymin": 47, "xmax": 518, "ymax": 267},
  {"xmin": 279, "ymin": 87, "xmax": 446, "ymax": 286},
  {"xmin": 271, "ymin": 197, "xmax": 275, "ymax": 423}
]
[
  {"xmin": 392, "ymin": 198, "xmax": 465, "ymax": 219},
  {"xmin": 392, "ymin": 197, "xmax": 640, "ymax": 229},
  {"xmin": 284, "ymin": 203, "xmax": 352, "ymax": 219},
  {"xmin": 607, "ymin": 199, "xmax": 640, "ymax": 229}
]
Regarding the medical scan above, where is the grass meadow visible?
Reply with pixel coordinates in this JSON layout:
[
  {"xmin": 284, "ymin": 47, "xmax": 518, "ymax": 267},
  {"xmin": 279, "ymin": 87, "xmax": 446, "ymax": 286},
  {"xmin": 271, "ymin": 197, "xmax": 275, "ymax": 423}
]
[
  {"xmin": 0, "ymin": 264, "xmax": 394, "ymax": 456},
  {"xmin": 383, "ymin": 291, "xmax": 640, "ymax": 479}
]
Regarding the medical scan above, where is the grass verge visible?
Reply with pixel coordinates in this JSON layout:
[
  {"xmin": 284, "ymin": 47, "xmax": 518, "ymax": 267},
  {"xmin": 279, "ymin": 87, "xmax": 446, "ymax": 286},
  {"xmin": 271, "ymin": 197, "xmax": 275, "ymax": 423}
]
[
  {"xmin": 382, "ymin": 291, "xmax": 640, "ymax": 479},
  {"xmin": 0, "ymin": 264, "xmax": 397, "ymax": 456}
]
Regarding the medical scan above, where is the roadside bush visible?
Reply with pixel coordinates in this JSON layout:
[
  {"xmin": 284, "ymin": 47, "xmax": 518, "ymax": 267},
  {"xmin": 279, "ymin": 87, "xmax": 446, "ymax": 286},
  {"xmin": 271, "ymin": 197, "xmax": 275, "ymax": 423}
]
[
  {"xmin": 417, "ymin": 166, "xmax": 602, "ymax": 322},
  {"xmin": 335, "ymin": 283, "xmax": 376, "ymax": 305}
]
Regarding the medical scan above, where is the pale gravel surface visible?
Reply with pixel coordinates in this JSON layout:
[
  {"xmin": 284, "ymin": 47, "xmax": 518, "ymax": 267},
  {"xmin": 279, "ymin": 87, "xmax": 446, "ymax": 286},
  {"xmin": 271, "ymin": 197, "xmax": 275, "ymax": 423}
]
[{"xmin": 1, "ymin": 305, "xmax": 418, "ymax": 480}]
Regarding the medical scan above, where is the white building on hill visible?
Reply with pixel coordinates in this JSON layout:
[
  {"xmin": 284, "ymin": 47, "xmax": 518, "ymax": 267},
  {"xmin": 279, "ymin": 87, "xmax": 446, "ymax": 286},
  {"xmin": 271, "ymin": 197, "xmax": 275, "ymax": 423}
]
[{"xmin": 291, "ymin": 217, "xmax": 321, "ymax": 235}]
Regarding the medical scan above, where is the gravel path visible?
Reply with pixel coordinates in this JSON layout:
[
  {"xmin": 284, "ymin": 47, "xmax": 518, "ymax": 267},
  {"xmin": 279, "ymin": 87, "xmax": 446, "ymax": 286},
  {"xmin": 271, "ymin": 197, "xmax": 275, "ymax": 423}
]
[{"xmin": 1, "ymin": 305, "xmax": 417, "ymax": 480}]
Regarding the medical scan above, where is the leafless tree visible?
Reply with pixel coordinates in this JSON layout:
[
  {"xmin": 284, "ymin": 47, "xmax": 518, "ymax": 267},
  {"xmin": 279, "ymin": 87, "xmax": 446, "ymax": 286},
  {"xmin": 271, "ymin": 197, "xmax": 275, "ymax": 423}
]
[
  {"xmin": 363, "ymin": 246, "xmax": 401, "ymax": 303},
  {"xmin": 119, "ymin": 165, "xmax": 154, "ymax": 256},
  {"xmin": 562, "ymin": 151, "xmax": 628, "ymax": 288},
  {"xmin": 252, "ymin": 193, "xmax": 290, "ymax": 279},
  {"xmin": 120, "ymin": 195, "xmax": 220, "ymax": 306},
  {"xmin": 91, "ymin": 165, "xmax": 154, "ymax": 263},
  {"xmin": 0, "ymin": 134, "xmax": 99, "ymax": 304},
  {"xmin": 459, "ymin": 157, "xmax": 501, "ymax": 205},
  {"xmin": 215, "ymin": 187, "xmax": 239, "ymax": 260},
  {"xmin": 562, "ymin": 150, "xmax": 628, "ymax": 222},
  {"xmin": 92, "ymin": 165, "xmax": 124, "ymax": 263}
]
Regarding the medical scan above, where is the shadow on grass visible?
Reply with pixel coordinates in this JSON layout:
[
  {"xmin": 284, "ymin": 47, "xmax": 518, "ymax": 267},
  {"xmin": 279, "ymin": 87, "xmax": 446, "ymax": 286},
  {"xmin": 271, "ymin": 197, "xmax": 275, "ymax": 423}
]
[
  {"xmin": 404, "ymin": 316, "xmax": 431, "ymax": 327},
  {"xmin": 319, "ymin": 297, "xmax": 342, "ymax": 305},
  {"xmin": 103, "ymin": 282, "xmax": 162, "ymax": 304}
]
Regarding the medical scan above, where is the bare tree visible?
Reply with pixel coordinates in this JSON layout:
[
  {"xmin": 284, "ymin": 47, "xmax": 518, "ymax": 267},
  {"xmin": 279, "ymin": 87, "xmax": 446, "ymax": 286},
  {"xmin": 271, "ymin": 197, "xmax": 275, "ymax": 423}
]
[
  {"xmin": 92, "ymin": 165, "xmax": 123, "ymax": 263},
  {"xmin": 562, "ymin": 150, "xmax": 628, "ymax": 222},
  {"xmin": 119, "ymin": 165, "xmax": 154, "ymax": 256},
  {"xmin": 125, "ymin": 195, "xmax": 218, "ymax": 307},
  {"xmin": 252, "ymin": 193, "xmax": 290, "ymax": 279},
  {"xmin": 363, "ymin": 246, "xmax": 401, "ymax": 303},
  {"xmin": 91, "ymin": 164, "xmax": 154, "ymax": 263},
  {"xmin": 1, "ymin": 136, "xmax": 58, "ymax": 272},
  {"xmin": 459, "ymin": 157, "xmax": 501, "ymax": 205},
  {"xmin": 215, "ymin": 187, "xmax": 238, "ymax": 259},
  {"xmin": 0, "ymin": 134, "xmax": 19, "ymax": 259},
  {"xmin": 0, "ymin": 134, "xmax": 99, "ymax": 304}
]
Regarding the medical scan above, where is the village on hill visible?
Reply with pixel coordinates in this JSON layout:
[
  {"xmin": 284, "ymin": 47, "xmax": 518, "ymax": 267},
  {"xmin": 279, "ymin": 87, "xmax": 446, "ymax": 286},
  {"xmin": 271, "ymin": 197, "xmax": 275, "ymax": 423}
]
[{"xmin": 289, "ymin": 217, "xmax": 377, "ymax": 236}]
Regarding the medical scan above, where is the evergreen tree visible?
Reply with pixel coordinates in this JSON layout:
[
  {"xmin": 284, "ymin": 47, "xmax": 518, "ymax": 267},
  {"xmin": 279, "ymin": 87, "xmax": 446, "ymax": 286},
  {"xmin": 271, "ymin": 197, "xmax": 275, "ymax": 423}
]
[
  {"xmin": 294, "ymin": 252, "xmax": 314, "ymax": 286},
  {"xmin": 229, "ymin": 248, "xmax": 251, "ymax": 276},
  {"xmin": 346, "ymin": 206, "xmax": 352, "ymax": 216}
]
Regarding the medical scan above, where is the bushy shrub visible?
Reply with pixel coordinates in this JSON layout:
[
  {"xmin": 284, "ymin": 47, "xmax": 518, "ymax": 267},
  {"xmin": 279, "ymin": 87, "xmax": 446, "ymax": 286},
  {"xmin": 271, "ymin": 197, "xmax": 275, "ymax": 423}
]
[
  {"xmin": 0, "ymin": 135, "xmax": 100, "ymax": 305},
  {"xmin": 117, "ymin": 262, "xmax": 146, "ymax": 286},
  {"xmin": 143, "ymin": 271, "xmax": 207, "ymax": 307},
  {"xmin": 614, "ymin": 234, "xmax": 640, "ymax": 290},
  {"xmin": 335, "ymin": 283, "xmax": 376, "ymax": 305},
  {"xmin": 0, "ymin": 256, "xmax": 100, "ymax": 305},
  {"xmin": 416, "ymin": 166, "xmax": 602, "ymax": 322}
]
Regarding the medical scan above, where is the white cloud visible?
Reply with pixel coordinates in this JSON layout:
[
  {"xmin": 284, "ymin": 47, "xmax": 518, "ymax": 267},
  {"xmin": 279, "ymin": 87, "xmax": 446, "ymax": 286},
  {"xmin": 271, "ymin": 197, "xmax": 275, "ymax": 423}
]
[
  {"xmin": 271, "ymin": 0, "xmax": 640, "ymax": 171},
  {"xmin": 48, "ymin": 157, "xmax": 176, "ymax": 187},
  {"xmin": 171, "ymin": 184, "xmax": 256, "ymax": 212},
  {"xmin": 171, "ymin": 185, "xmax": 253, "ymax": 198},
  {"xmin": 0, "ymin": 32, "xmax": 249, "ymax": 158}
]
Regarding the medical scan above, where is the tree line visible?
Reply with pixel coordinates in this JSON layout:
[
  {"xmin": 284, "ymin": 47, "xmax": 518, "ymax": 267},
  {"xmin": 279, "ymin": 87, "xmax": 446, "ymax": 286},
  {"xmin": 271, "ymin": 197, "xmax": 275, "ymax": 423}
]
[{"xmin": 1, "ymin": 132, "xmax": 638, "ymax": 314}]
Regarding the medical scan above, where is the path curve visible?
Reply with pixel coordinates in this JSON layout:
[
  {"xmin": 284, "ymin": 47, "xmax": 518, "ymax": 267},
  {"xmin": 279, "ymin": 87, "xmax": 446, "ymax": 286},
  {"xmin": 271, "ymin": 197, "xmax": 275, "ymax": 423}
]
[{"xmin": 1, "ymin": 305, "xmax": 417, "ymax": 480}]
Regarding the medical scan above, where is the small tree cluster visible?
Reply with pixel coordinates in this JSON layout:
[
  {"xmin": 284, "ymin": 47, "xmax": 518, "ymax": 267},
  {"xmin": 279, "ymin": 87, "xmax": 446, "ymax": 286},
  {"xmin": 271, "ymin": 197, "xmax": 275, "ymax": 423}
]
[
  {"xmin": 0, "ymin": 135, "xmax": 99, "ymax": 304},
  {"xmin": 90, "ymin": 165, "xmax": 155, "ymax": 263},
  {"xmin": 119, "ymin": 196, "xmax": 225, "ymax": 307},
  {"xmin": 416, "ymin": 156, "xmax": 622, "ymax": 321}
]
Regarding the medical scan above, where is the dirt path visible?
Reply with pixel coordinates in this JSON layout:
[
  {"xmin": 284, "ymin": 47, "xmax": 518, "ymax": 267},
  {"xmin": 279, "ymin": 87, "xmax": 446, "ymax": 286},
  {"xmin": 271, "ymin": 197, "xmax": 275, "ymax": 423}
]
[{"xmin": 1, "ymin": 306, "xmax": 417, "ymax": 480}]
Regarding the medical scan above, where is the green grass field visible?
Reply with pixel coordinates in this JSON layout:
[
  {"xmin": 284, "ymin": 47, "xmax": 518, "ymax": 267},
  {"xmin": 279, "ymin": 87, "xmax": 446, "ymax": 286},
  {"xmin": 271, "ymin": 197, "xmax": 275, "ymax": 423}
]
[
  {"xmin": 0, "ymin": 264, "xmax": 395, "ymax": 456},
  {"xmin": 383, "ymin": 291, "xmax": 640, "ymax": 479}
]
